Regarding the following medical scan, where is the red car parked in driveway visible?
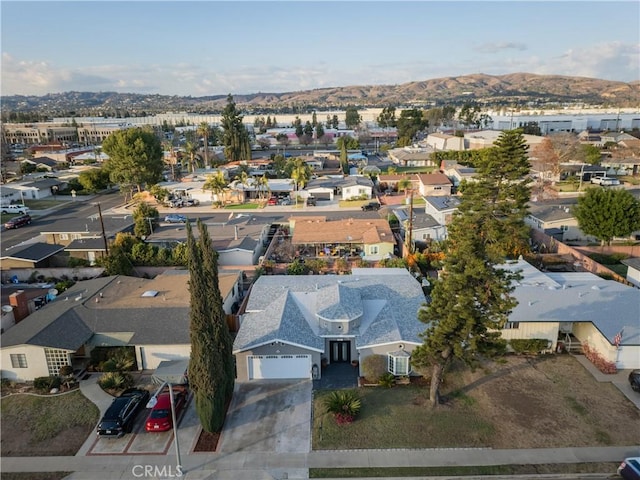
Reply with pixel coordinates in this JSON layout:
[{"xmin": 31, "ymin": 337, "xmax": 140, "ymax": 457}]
[{"xmin": 145, "ymin": 385, "xmax": 189, "ymax": 432}]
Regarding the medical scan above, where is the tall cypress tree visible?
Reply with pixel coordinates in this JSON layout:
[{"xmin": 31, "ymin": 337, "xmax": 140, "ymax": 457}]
[
  {"xmin": 186, "ymin": 221, "xmax": 229, "ymax": 432},
  {"xmin": 197, "ymin": 220, "xmax": 235, "ymax": 400}
]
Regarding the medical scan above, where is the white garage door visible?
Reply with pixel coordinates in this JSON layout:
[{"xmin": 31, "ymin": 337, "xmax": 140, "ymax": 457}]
[{"xmin": 248, "ymin": 354, "xmax": 311, "ymax": 380}]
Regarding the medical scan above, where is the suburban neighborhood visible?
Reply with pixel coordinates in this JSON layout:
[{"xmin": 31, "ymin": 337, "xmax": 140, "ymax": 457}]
[{"xmin": 2, "ymin": 2, "xmax": 640, "ymax": 478}]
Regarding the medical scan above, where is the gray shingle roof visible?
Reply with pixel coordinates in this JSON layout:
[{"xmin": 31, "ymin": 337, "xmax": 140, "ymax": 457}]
[
  {"xmin": 233, "ymin": 269, "xmax": 426, "ymax": 354},
  {"xmin": 1, "ymin": 242, "xmax": 65, "ymax": 262},
  {"xmin": 425, "ymin": 196, "xmax": 461, "ymax": 211}
]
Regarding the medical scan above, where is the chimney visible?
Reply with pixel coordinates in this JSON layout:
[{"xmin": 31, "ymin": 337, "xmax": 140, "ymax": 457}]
[{"xmin": 9, "ymin": 290, "xmax": 29, "ymax": 323}]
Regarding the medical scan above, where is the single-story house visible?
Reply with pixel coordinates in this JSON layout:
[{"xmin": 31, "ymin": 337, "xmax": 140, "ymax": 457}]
[
  {"xmin": 9, "ymin": 178, "xmax": 67, "ymax": 201},
  {"xmin": 290, "ymin": 216, "xmax": 395, "ymax": 261},
  {"xmin": 600, "ymin": 157, "xmax": 640, "ymax": 177},
  {"xmin": 425, "ymin": 132, "xmax": 465, "ymax": 151},
  {"xmin": 502, "ymin": 259, "xmax": 640, "ymax": 369},
  {"xmin": 525, "ymin": 204, "xmax": 594, "ymax": 243},
  {"xmin": 376, "ymin": 174, "xmax": 420, "ymax": 194},
  {"xmin": 393, "ymin": 207, "xmax": 446, "ymax": 247},
  {"xmin": 387, "ymin": 146, "xmax": 437, "ymax": 168},
  {"xmin": 416, "ymin": 173, "xmax": 453, "ymax": 197},
  {"xmin": 65, "ymin": 237, "xmax": 108, "ymax": 265},
  {"xmin": 440, "ymin": 161, "xmax": 477, "ymax": 189},
  {"xmin": 0, "ymin": 269, "xmax": 242, "ymax": 381},
  {"xmin": 146, "ymin": 213, "xmax": 272, "ymax": 266},
  {"xmin": 24, "ymin": 157, "xmax": 59, "ymax": 171},
  {"xmin": 233, "ymin": 268, "xmax": 427, "ymax": 381},
  {"xmin": 0, "ymin": 243, "xmax": 66, "ymax": 270},
  {"xmin": 305, "ymin": 176, "xmax": 374, "ymax": 201},
  {"xmin": 423, "ymin": 195, "xmax": 461, "ymax": 225},
  {"xmin": 621, "ymin": 257, "xmax": 640, "ymax": 288}
]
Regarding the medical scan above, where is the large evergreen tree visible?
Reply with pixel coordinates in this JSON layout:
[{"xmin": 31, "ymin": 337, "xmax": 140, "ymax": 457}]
[
  {"xmin": 413, "ymin": 129, "xmax": 531, "ymax": 408},
  {"xmin": 221, "ymin": 94, "xmax": 251, "ymax": 162},
  {"xmin": 573, "ymin": 187, "xmax": 640, "ymax": 246}
]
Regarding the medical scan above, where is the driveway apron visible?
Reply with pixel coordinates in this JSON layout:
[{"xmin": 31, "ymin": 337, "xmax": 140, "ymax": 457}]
[{"xmin": 218, "ymin": 380, "xmax": 312, "ymax": 453}]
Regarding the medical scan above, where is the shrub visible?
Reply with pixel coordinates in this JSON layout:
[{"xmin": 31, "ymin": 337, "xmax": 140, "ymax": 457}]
[
  {"xmin": 58, "ymin": 365, "xmax": 74, "ymax": 376},
  {"xmin": 582, "ymin": 342, "xmax": 617, "ymax": 374},
  {"xmin": 361, "ymin": 354, "xmax": 387, "ymax": 382},
  {"xmin": 99, "ymin": 359, "xmax": 118, "ymax": 372},
  {"xmin": 378, "ymin": 372, "xmax": 395, "ymax": 388},
  {"xmin": 509, "ymin": 338, "xmax": 550, "ymax": 354},
  {"xmin": 323, "ymin": 390, "xmax": 361, "ymax": 424},
  {"xmin": 34, "ymin": 376, "xmax": 61, "ymax": 391},
  {"xmin": 98, "ymin": 372, "xmax": 133, "ymax": 390}
]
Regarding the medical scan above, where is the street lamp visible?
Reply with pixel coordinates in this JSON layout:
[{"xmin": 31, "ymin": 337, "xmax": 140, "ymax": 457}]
[{"xmin": 146, "ymin": 382, "xmax": 181, "ymax": 473}]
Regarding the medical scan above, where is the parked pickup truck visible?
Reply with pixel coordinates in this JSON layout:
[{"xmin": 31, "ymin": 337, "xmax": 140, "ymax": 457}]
[{"xmin": 590, "ymin": 176, "xmax": 620, "ymax": 186}]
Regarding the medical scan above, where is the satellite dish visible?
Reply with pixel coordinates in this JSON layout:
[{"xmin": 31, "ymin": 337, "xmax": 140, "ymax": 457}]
[
  {"xmin": 48, "ymin": 289, "xmax": 59, "ymax": 296},
  {"xmin": 2, "ymin": 305, "xmax": 13, "ymax": 313}
]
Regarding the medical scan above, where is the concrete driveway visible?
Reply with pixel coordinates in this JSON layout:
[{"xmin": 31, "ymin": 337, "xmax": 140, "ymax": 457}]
[{"xmin": 218, "ymin": 380, "xmax": 312, "ymax": 453}]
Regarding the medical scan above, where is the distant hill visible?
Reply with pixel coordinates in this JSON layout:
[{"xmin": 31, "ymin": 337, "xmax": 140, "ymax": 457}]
[{"xmin": 2, "ymin": 73, "xmax": 639, "ymax": 118}]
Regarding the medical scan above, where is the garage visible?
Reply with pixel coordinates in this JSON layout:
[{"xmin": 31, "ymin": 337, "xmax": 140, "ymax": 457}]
[{"xmin": 247, "ymin": 354, "xmax": 311, "ymax": 379}]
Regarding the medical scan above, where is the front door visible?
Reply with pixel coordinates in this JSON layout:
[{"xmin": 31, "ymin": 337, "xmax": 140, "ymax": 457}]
[{"xmin": 330, "ymin": 341, "xmax": 350, "ymax": 363}]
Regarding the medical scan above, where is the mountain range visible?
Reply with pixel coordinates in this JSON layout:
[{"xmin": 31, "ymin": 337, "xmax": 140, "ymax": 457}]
[{"xmin": 2, "ymin": 73, "xmax": 639, "ymax": 118}]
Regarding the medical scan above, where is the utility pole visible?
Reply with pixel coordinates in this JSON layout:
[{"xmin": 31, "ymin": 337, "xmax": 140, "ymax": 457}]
[
  {"xmin": 96, "ymin": 202, "xmax": 109, "ymax": 255},
  {"xmin": 406, "ymin": 189, "xmax": 414, "ymax": 256}
]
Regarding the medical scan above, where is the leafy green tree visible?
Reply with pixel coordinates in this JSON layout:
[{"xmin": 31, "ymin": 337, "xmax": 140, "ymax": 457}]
[
  {"xmin": 97, "ymin": 245, "xmax": 133, "ymax": 276},
  {"xmin": 303, "ymin": 121, "xmax": 314, "ymax": 137},
  {"xmin": 221, "ymin": 94, "xmax": 251, "ymax": 162},
  {"xmin": 102, "ymin": 127, "xmax": 163, "ymax": 193},
  {"xmin": 184, "ymin": 141, "xmax": 199, "ymax": 173},
  {"xmin": 331, "ymin": 115, "xmax": 339, "ymax": 129},
  {"xmin": 345, "ymin": 106, "xmax": 361, "ymax": 129},
  {"xmin": 148, "ymin": 184, "xmax": 170, "ymax": 204},
  {"xmin": 457, "ymin": 103, "xmax": 491, "ymax": 129},
  {"xmin": 315, "ymin": 122, "xmax": 325, "ymax": 140},
  {"xmin": 335, "ymin": 135, "xmax": 359, "ymax": 150},
  {"xmin": 377, "ymin": 106, "xmax": 397, "ymax": 128},
  {"xmin": 581, "ymin": 144, "xmax": 602, "ymax": 165},
  {"xmin": 396, "ymin": 109, "xmax": 428, "ymax": 145},
  {"xmin": 132, "ymin": 202, "xmax": 159, "ymax": 238},
  {"xmin": 311, "ymin": 111, "xmax": 317, "ymax": 127},
  {"xmin": 573, "ymin": 188, "xmax": 640, "ymax": 246},
  {"xmin": 78, "ymin": 168, "xmax": 111, "ymax": 192}
]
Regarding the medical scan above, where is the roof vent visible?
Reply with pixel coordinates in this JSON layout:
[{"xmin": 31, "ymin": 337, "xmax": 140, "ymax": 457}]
[{"xmin": 141, "ymin": 290, "xmax": 158, "ymax": 297}]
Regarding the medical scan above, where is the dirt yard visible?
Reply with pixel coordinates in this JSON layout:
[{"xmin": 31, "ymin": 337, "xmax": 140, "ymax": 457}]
[
  {"xmin": 314, "ymin": 354, "xmax": 640, "ymax": 450},
  {"xmin": 443, "ymin": 354, "xmax": 640, "ymax": 448}
]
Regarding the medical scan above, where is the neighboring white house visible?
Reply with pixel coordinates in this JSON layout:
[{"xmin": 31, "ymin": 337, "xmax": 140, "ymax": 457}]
[
  {"xmin": 525, "ymin": 204, "xmax": 594, "ymax": 243},
  {"xmin": 423, "ymin": 195, "xmax": 461, "ymax": 226},
  {"xmin": 502, "ymin": 259, "xmax": 640, "ymax": 369},
  {"xmin": 622, "ymin": 258, "xmax": 640, "ymax": 288}
]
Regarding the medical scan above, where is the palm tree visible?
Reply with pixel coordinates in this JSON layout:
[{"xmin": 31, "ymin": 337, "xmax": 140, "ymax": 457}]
[
  {"xmin": 184, "ymin": 141, "xmax": 198, "ymax": 173},
  {"xmin": 203, "ymin": 171, "xmax": 228, "ymax": 205},
  {"xmin": 197, "ymin": 122, "xmax": 210, "ymax": 168},
  {"xmin": 256, "ymin": 174, "xmax": 270, "ymax": 201},
  {"xmin": 290, "ymin": 159, "xmax": 312, "ymax": 204},
  {"xmin": 397, "ymin": 178, "xmax": 413, "ymax": 196},
  {"xmin": 235, "ymin": 170, "xmax": 250, "ymax": 202}
]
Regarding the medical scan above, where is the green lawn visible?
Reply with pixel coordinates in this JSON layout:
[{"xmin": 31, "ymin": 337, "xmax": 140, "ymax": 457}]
[
  {"xmin": 223, "ymin": 203, "xmax": 260, "ymax": 210},
  {"xmin": 313, "ymin": 387, "xmax": 494, "ymax": 450},
  {"xmin": 310, "ymin": 463, "xmax": 619, "ymax": 478},
  {"xmin": 24, "ymin": 199, "xmax": 70, "ymax": 210}
]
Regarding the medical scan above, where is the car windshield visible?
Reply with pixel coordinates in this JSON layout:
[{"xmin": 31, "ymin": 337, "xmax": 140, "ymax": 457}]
[{"xmin": 149, "ymin": 409, "xmax": 170, "ymax": 419}]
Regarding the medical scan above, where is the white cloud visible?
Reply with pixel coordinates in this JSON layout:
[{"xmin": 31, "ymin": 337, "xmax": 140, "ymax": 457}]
[
  {"xmin": 474, "ymin": 42, "xmax": 528, "ymax": 54},
  {"xmin": 2, "ymin": 41, "xmax": 638, "ymax": 97}
]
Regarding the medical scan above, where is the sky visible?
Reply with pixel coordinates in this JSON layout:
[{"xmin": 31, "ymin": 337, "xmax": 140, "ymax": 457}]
[{"xmin": 1, "ymin": 1, "xmax": 639, "ymax": 97}]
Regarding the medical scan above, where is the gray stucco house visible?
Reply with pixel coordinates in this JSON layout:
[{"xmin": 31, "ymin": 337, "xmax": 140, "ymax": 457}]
[{"xmin": 233, "ymin": 268, "xmax": 426, "ymax": 381}]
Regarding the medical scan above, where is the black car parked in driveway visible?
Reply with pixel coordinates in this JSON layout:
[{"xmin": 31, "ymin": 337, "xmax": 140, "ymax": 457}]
[
  {"xmin": 629, "ymin": 370, "xmax": 640, "ymax": 392},
  {"xmin": 97, "ymin": 388, "xmax": 150, "ymax": 437}
]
